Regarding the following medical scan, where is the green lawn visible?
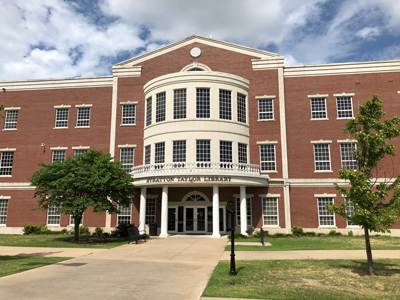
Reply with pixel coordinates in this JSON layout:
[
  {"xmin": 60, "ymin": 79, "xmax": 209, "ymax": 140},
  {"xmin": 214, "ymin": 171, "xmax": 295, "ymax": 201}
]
[
  {"xmin": 0, "ymin": 234, "xmax": 130, "ymax": 249},
  {"xmin": 203, "ymin": 259, "xmax": 400, "ymax": 300},
  {"xmin": 0, "ymin": 255, "xmax": 71, "ymax": 278},
  {"xmin": 227, "ymin": 235, "xmax": 400, "ymax": 251}
]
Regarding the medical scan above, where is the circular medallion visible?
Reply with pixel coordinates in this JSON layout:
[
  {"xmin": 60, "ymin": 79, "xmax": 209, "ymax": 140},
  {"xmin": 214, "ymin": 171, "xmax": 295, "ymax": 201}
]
[{"xmin": 190, "ymin": 47, "xmax": 201, "ymax": 58}]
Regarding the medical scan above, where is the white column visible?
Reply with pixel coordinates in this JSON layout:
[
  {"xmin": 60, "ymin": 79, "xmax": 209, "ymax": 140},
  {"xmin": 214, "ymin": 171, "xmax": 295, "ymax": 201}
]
[
  {"xmin": 212, "ymin": 185, "xmax": 220, "ymax": 238},
  {"xmin": 139, "ymin": 187, "xmax": 147, "ymax": 233},
  {"xmin": 240, "ymin": 186, "xmax": 248, "ymax": 236},
  {"xmin": 159, "ymin": 185, "xmax": 169, "ymax": 237}
]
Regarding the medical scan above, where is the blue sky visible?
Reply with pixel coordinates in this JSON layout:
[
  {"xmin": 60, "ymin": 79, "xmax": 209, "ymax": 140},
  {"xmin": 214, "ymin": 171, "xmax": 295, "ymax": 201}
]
[{"xmin": 1, "ymin": 0, "xmax": 400, "ymax": 80}]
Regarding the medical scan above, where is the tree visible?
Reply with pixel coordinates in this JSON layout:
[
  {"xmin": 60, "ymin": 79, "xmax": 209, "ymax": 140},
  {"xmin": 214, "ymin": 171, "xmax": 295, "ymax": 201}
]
[
  {"xmin": 0, "ymin": 103, "xmax": 4, "ymax": 118},
  {"xmin": 328, "ymin": 95, "xmax": 400, "ymax": 275},
  {"xmin": 29, "ymin": 150, "xmax": 135, "ymax": 241}
]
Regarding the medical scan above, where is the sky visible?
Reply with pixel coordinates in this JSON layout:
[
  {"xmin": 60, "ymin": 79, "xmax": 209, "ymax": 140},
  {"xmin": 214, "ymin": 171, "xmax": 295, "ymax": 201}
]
[{"xmin": 1, "ymin": 0, "xmax": 400, "ymax": 81}]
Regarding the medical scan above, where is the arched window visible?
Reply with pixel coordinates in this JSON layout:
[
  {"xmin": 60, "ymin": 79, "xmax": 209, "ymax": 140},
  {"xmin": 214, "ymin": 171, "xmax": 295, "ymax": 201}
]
[{"xmin": 182, "ymin": 191, "xmax": 209, "ymax": 202}]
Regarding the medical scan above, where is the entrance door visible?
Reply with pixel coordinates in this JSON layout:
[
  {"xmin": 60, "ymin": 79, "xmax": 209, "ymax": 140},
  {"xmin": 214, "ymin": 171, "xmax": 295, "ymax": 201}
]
[
  {"xmin": 184, "ymin": 207, "xmax": 207, "ymax": 233},
  {"xmin": 168, "ymin": 207, "xmax": 177, "ymax": 232}
]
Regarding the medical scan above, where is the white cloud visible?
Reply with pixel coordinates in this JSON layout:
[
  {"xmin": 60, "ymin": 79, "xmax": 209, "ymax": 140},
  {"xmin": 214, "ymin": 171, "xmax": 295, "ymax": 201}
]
[{"xmin": 356, "ymin": 27, "xmax": 380, "ymax": 39}]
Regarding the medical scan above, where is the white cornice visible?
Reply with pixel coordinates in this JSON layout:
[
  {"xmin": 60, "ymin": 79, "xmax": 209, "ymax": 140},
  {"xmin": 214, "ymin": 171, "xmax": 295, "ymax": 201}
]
[
  {"xmin": 284, "ymin": 60, "xmax": 400, "ymax": 77},
  {"xmin": 0, "ymin": 76, "xmax": 113, "ymax": 91}
]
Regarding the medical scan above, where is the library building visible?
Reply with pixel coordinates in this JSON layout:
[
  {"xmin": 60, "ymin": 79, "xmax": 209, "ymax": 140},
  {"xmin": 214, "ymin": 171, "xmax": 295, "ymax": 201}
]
[{"xmin": 1, "ymin": 35, "xmax": 400, "ymax": 236}]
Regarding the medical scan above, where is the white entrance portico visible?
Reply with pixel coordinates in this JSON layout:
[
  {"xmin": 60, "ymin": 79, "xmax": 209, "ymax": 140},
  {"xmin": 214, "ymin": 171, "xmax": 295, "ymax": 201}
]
[{"xmin": 133, "ymin": 165, "xmax": 269, "ymax": 237}]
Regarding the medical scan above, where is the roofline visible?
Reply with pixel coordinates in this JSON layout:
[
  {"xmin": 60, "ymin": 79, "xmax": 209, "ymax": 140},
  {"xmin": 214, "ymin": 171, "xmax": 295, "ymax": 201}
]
[{"xmin": 114, "ymin": 35, "xmax": 283, "ymax": 67}]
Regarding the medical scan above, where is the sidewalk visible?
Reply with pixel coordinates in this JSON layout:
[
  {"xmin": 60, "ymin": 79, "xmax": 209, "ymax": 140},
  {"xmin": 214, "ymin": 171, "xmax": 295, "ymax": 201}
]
[{"xmin": 0, "ymin": 246, "xmax": 105, "ymax": 257}]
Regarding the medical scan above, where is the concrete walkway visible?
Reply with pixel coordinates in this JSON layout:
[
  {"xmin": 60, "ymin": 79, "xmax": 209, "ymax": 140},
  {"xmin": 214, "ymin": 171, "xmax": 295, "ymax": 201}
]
[
  {"xmin": 0, "ymin": 236, "xmax": 228, "ymax": 300},
  {"xmin": 2, "ymin": 240, "xmax": 400, "ymax": 300}
]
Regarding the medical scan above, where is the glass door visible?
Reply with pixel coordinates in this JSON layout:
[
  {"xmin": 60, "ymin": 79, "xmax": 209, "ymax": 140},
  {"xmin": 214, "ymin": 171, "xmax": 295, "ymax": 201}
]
[
  {"xmin": 185, "ymin": 207, "xmax": 195, "ymax": 232},
  {"xmin": 196, "ymin": 207, "xmax": 206, "ymax": 233},
  {"xmin": 168, "ymin": 207, "xmax": 177, "ymax": 232}
]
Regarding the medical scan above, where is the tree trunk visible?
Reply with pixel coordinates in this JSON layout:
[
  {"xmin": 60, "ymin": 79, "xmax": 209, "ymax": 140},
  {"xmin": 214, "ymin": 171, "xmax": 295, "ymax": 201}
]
[
  {"xmin": 364, "ymin": 227, "xmax": 374, "ymax": 275},
  {"xmin": 74, "ymin": 216, "xmax": 81, "ymax": 241}
]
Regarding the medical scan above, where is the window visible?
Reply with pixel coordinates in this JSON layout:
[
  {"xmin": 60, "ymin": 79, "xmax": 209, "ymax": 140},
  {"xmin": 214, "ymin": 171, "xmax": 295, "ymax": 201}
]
[
  {"xmin": 345, "ymin": 198, "xmax": 356, "ymax": 226},
  {"xmin": 196, "ymin": 88, "xmax": 210, "ymax": 118},
  {"xmin": 69, "ymin": 215, "xmax": 83, "ymax": 226},
  {"xmin": 47, "ymin": 205, "xmax": 61, "ymax": 225},
  {"xmin": 337, "ymin": 97, "xmax": 353, "ymax": 118},
  {"xmin": 52, "ymin": 150, "xmax": 66, "ymax": 163},
  {"xmin": 146, "ymin": 97, "xmax": 152, "ymax": 126},
  {"xmin": 258, "ymin": 99, "xmax": 273, "ymax": 120},
  {"xmin": 260, "ymin": 144, "xmax": 276, "ymax": 171},
  {"xmin": 238, "ymin": 143, "xmax": 247, "ymax": 164},
  {"xmin": 314, "ymin": 144, "xmax": 331, "ymax": 171},
  {"xmin": 173, "ymin": 89, "xmax": 186, "ymax": 119},
  {"xmin": 236, "ymin": 198, "xmax": 252, "ymax": 226},
  {"xmin": 318, "ymin": 198, "xmax": 335, "ymax": 226},
  {"xmin": 117, "ymin": 204, "xmax": 131, "ymax": 224},
  {"xmin": 154, "ymin": 142, "xmax": 165, "ymax": 164},
  {"xmin": 0, "ymin": 199, "xmax": 9, "ymax": 224},
  {"xmin": 4, "ymin": 110, "xmax": 19, "ymax": 129},
  {"xmin": 55, "ymin": 108, "xmax": 69, "ymax": 128},
  {"xmin": 173, "ymin": 140, "xmax": 186, "ymax": 162},
  {"xmin": 219, "ymin": 89, "xmax": 232, "ymax": 120},
  {"xmin": 74, "ymin": 149, "xmax": 87, "ymax": 156},
  {"xmin": 76, "ymin": 107, "xmax": 91, "ymax": 127},
  {"xmin": 145, "ymin": 145, "xmax": 151, "ymax": 165},
  {"xmin": 145, "ymin": 198, "xmax": 156, "ymax": 224},
  {"xmin": 155, "ymin": 92, "xmax": 166, "ymax": 123},
  {"xmin": 262, "ymin": 198, "xmax": 278, "ymax": 226},
  {"xmin": 196, "ymin": 140, "xmax": 211, "ymax": 162},
  {"xmin": 310, "ymin": 98, "xmax": 327, "ymax": 119},
  {"xmin": 220, "ymin": 141, "xmax": 232, "ymax": 162},
  {"xmin": 0, "ymin": 152, "xmax": 14, "ymax": 176},
  {"xmin": 120, "ymin": 148, "xmax": 134, "ymax": 171},
  {"xmin": 340, "ymin": 143, "xmax": 357, "ymax": 170},
  {"xmin": 122, "ymin": 105, "xmax": 136, "ymax": 125},
  {"xmin": 237, "ymin": 93, "xmax": 247, "ymax": 123}
]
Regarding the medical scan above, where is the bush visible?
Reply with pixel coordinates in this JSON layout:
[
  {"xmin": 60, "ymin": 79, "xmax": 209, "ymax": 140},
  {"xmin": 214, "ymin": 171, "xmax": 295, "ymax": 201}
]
[
  {"xmin": 60, "ymin": 228, "xmax": 69, "ymax": 234},
  {"xmin": 79, "ymin": 225, "xmax": 90, "ymax": 235},
  {"xmin": 94, "ymin": 226, "xmax": 103, "ymax": 236},
  {"xmin": 253, "ymin": 230, "xmax": 269, "ymax": 238},
  {"xmin": 246, "ymin": 227, "xmax": 255, "ymax": 236},
  {"xmin": 303, "ymin": 231, "xmax": 316, "ymax": 236},
  {"xmin": 274, "ymin": 233, "xmax": 287, "ymax": 238},
  {"xmin": 291, "ymin": 226, "xmax": 304, "ymax": 235},
  {"xmin": 111, "ymin": 223, "xmax": 136, "ymax": 237},
  {"xmin": 348, "ymin": 230, "xmax": 353, "ymax": 236},
  {"xmin": 328, "ymin": 230, "xmax": 342, "ymax": 236},
  {"xmin": 227, "ymin": 232, "xmax": 247, "ymax": 239},
  {"xmin": 317, "ymin": 233, "xmax": 326, "ymax": 236},
  {"xmin": 23, "ymin": 224, "xmax": 42, "ymax": 235}
]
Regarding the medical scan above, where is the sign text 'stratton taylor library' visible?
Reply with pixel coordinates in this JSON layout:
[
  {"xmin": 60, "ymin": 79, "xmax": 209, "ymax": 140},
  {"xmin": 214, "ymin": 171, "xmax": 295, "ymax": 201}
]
[{"xmin": 1, "ymin": 35, "xmax": 400, "ymax": 236}]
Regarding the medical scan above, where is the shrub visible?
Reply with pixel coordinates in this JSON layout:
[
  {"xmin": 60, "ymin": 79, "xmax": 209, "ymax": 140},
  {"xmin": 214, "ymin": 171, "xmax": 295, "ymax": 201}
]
[
  {"xmin": 253, "ymin": 230, "xmax": 269, "ymax": 238},
  {"xmin": 227, "ymin": 232, "xmax": 247, "ymax": 239},
  {"xmin": 111, "ymin": 223, "xmax": 136, "ymax": 237},
  {"xmin": 303, "ymin": 231, "xmax": 316, "ymax": 236},
  {"xmin": 23, "ymin": 224, "xmax": 42, "ymax": 235},
  {"xmin": 79, "ymin": 225, "xmax": 90, "ymax": 235},
  {"xmin": 94, "ymin": 226, "xmax": 103, "ymax": 236},
  {"xmin": 328, "ymin": 230, "xmax": 342, "ymax": 236},
  {"xmin": 60, "ymin": 228, "xmax": 69, "ymax": 234},
  {"xmin": 317, "ymin": 233, "xmax": 326, "ymax": 236},
  {"xmin": 348, "ymin": 230, "xmax": 353, "ymax": 236},
  {"xmin": 291, "ymin": 226, "xmax": 304, "ymax": 235},
  {"xmin": 274, "ymin": 233, "xmax": 287, "ymax": 238},
  {"xmin": 246, "ymin": 227, "xmax": 255, "ymax": 236}
]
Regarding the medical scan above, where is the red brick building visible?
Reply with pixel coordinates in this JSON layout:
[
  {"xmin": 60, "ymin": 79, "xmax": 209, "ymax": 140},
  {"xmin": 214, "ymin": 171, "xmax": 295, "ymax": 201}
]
[{"xmin": 1, "ymin": 35, "xmax": 399, "ymax": 236}]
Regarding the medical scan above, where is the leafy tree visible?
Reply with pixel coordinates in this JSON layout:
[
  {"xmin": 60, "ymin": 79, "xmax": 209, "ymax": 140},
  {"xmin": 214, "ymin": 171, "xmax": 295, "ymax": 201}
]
[
  {"xmin": 328, "ymin": 95, "xmax": 400, "ymax": 275},
  {"xmin": 29, "ymin": 150, "xmax": 135, "ymax": 241},
  {"xmin": 0, "ymin": 103, "xmax": 4, "ymax": 118}
]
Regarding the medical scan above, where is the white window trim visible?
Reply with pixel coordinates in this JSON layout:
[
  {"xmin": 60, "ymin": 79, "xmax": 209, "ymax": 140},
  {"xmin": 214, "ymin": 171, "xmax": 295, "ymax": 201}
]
[
  {"xmin": 75, "ymin": 104, "xmax": 93, "ymax": 108},
  {"xmin": 75, "ymin": 107, "xmax": 91, "ymax": 128},
  {"xmin": 236, "ymin": 197, "xmax": 252, "ymax": 227},
  {"xmin": 317, "ymin": 197, "xmax": 336, "ymax": 228},
  {"xmin": 69, "ymin": 214, "xmax": 83, "ymax": 226},
  {"xmin": 72, "ymin": 146, "xmax": 90, "ymax": 150},
  {"xmin": 3, "ymin": 108, "xmax": 20, "ymax": 131},
  {"xmin": 335, "ymin": 95, "xmax": 354, "ymax": 119},
  {"xmin": 309, "ymin": 96, "xmax": 328, "ymax": 120},
  {"xmin": 257, "ymin": 98, "xmax": 275, "ymax": 121},
  {"xmin": 344, "ymin": 198, "xmax": 360, "ymax": 228},
  {"xmin": 54, "ymin": 105, "xmax": 71, "ymax": 109},
  {"xmin": 262, "ymin": 197, "xmax": 280, "ymax": 227},
  {"xmin": 54, "ymin": 106, "xmax": 70, "ymax": 129},
  {"xmin": 259, "ymin": 144, "xmax": 276, "ymax": 172},
  {"xmin": 118, "ymin": 144, "xmax": 137, "ymax": 148},
  {"xmin": 0, "ymin": 149, "xmax": 16, "ymax": 177},
  {"xmin": 117, "ymin": 203, "xmax": 132, "ymax": 224},
  {"xmin": 0, "ymin": 197, "xmax": 10, "ymax": 226},
  {"xmin": 313, "ymin": 143, "xmax": 332, "ymax": 172},
  {"xmin": 257, "ymin": 141, "xmax": 278, "ymax": 145},
  {"xmin": 47, "ymin": 205, "xmax": 61, "ymax": 226},
  {"xmin": 50, "ymin": 147, "xmax": 68, "ymax": 150},
  {"xmin": 120, "ymin": 102, "xmax": 137, "ymax": 127},
  {"xmin": 145, "ymin": 197, "xmax": 157, "ymax": 225}
]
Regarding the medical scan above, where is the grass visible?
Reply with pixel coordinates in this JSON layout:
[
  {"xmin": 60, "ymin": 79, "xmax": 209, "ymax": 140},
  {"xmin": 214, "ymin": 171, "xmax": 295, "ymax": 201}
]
[
  {"xmin": 226, "ymin": 235, "xmax": 400, "ymax": 251},
  {"xmin": 0, "ymin": 255, "xmax": 71, "ymax": 278},
  {"xmin": 0, "ymin": 234, "xmax": 131, "ymax": 249},
  {"xmin": 203, "ymin": 259, "xmax": 400, "ymax": 300}
]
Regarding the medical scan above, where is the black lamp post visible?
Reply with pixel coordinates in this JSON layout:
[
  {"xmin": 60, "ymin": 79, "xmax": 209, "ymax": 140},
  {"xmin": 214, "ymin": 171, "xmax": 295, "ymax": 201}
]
[{"xmin": 227, "ymin": 207, "xmax": 237, "ymax": 276}]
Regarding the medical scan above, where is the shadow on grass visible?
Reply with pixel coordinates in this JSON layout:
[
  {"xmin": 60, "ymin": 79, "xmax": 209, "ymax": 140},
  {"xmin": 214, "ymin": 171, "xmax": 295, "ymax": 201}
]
[{"xmin": 332, "ymin": 260, "xmax": 400, "ymax": 277}]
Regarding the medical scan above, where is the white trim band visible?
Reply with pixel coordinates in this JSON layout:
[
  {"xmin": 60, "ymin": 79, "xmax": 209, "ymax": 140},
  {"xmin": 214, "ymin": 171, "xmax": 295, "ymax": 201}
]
[
  {"xmin": 50, "ymin": 147, "xmax": 68, "ymax": 150},
  {"xmin": 311, "ymin": 140, "xmax": 332, "ymax": 144}
]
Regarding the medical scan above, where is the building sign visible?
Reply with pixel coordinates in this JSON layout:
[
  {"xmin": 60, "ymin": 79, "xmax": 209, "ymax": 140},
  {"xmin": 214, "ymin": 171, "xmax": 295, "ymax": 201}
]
[{"xmin": 146, "ymin": 176, "xmax": 232, "ymax": 183}]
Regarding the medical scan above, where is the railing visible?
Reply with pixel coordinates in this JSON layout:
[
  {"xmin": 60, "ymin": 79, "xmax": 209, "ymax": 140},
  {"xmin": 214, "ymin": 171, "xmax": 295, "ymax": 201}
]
[{"xmin": 131, "ymin": 162, "xmax": 260, "ymax": 176}]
